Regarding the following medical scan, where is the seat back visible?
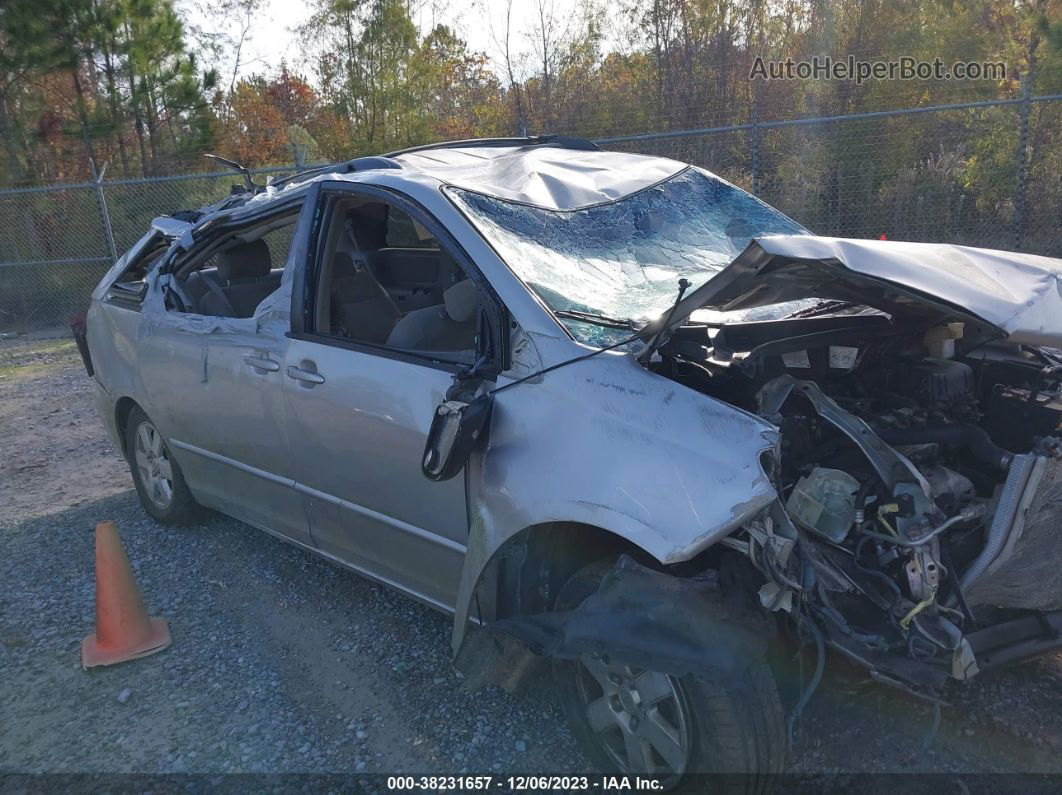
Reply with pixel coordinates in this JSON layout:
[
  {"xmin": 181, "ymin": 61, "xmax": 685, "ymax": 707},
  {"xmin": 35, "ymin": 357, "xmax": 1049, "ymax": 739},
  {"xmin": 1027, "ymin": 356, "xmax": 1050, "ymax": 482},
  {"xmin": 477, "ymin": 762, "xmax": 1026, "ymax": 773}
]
[
  {"xmin": 222, "ymin": 272, "xmax": 283, "ymax": 318},
  {"xmin": 385, "ymin": 279, "xmax": 477, "ymax": 352},
  {"xmin": 197, "ymin": 239, "xmax": 278, "ymax": 318},
  {"xmin": 330, "ymin": 252, "xmax": 401, "ymax": 342}
]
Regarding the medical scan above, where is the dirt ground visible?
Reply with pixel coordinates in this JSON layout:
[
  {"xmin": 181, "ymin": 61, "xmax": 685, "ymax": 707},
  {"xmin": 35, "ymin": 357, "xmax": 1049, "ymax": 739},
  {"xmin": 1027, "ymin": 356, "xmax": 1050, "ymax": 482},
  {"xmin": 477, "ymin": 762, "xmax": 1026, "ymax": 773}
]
[
  {"xmin": 3, "ymin": 333, "xmax": 1062, "ymax": 786},
  {"xmin": 0, "ymin": 335, "xmax": 131, "ymax": 529}
]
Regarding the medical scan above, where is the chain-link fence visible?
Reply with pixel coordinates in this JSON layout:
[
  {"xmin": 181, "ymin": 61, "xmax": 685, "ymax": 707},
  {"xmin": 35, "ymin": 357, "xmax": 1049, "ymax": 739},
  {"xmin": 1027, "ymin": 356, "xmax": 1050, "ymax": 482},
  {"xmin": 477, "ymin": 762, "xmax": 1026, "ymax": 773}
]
[
  {"xmin": 0, "ymin": 165, "xmax": 302, "ymax": 331},
  {"xmin": 603, "ymin": 92, "xmax": 1061, "ymax": 255},
  {"xmin": 1, "ymin": 93, "xmax": 1059, "ymax": 332}
]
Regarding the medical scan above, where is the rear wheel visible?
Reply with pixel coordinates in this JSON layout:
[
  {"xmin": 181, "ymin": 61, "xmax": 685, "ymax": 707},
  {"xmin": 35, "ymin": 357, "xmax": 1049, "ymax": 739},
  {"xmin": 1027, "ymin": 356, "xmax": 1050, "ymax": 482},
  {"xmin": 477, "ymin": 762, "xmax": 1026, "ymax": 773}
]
[
  {"xmin": 553, "ymin": 561, "xmax": 786, "ymax": 791},
  {"xmin": 125, "ymin": 406, "xmax": 200, "ymax": 525}
]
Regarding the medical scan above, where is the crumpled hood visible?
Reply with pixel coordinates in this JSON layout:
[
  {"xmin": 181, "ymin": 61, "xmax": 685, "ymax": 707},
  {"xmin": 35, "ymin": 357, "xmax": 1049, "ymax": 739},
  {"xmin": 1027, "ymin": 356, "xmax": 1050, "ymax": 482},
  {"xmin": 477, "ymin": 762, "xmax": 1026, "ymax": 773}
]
[{"xmin": 647, "ymin": 235, "xmax": 1062, "ymax": 346}]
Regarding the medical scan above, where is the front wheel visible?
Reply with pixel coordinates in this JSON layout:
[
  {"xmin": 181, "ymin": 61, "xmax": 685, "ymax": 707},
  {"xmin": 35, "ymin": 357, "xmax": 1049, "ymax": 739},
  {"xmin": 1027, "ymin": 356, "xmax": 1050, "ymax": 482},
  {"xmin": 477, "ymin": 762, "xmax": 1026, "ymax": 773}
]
[
  {"xmin": 125, "ymin": 406, "xmax": 201, "ymax": 526},
  {"xmin": 553, "ymin": 561, "xmax": 786, "ymax": 791}
]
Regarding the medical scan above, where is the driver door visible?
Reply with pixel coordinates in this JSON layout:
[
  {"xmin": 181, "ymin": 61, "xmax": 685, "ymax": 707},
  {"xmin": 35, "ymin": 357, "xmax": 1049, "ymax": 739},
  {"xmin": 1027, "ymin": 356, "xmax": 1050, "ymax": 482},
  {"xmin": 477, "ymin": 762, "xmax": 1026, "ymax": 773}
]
[{"xmin": 282, "ymin": 183, "xmax": 502, "ymax": 610}]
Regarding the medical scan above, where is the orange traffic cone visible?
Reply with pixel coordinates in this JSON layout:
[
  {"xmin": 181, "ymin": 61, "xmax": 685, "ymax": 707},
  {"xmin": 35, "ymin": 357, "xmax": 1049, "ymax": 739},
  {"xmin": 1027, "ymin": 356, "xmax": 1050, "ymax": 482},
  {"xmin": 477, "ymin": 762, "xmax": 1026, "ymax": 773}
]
[{"xmin": 82, "ymin": 521, "xmax": 171, "ymax": 668}]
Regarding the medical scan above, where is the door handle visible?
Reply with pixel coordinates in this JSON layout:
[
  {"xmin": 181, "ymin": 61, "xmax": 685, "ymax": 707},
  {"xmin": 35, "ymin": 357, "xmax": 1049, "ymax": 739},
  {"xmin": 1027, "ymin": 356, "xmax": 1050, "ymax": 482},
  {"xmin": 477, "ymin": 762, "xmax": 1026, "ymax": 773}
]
[
  {"xmin": 244, "ymin": 355, "xmax": 280, "ymax": 372},
  {"xmin": 286, "ymin": 366, "xmax": 325, "ymax": 385}
]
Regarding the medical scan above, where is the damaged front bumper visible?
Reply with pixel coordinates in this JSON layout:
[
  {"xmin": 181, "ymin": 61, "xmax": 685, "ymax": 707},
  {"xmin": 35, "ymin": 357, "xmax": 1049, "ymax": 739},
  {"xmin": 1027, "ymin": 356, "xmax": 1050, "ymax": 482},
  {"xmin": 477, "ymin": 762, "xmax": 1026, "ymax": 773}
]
[
  {"xmin": 457, "ymin": 455, "xmax": 1062, "ymax": 703},
  {"xmin": 788, "ymin": 453, "xmax": 1062, "ymax": 696}
]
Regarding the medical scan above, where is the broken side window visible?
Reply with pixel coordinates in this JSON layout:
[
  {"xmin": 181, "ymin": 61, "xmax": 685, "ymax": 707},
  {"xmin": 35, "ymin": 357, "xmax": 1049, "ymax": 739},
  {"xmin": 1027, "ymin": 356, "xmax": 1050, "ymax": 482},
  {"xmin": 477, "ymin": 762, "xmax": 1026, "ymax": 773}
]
[
  {"xmin": 102, "ymin": 239, "xmax": 170, "ymax": 311},
  {"xmin": 169, "ymin": 209, "xmax": 301, "ymax": 320}
]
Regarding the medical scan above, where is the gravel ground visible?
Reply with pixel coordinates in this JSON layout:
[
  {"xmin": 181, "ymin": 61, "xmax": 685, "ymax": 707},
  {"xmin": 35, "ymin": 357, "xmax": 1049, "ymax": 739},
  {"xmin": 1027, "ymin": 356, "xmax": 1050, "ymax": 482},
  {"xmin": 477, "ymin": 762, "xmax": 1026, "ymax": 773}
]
[{"xmin": 3, "ymin": 334, "xmax": 1062, "ymax": 784}]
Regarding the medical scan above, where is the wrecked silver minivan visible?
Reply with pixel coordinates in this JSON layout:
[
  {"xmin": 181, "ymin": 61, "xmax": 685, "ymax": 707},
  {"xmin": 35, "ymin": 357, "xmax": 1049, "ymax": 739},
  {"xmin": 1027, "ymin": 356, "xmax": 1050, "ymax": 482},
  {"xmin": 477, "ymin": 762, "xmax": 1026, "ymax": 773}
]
[{"xmin": 82, "ymin": 137, "xmax": 1062, "ymax": 786}]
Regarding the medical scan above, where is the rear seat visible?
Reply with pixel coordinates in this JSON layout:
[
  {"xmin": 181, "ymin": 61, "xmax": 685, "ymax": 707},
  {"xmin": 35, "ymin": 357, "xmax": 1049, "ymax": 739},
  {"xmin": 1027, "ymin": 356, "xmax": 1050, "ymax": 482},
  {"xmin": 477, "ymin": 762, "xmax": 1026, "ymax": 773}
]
[
  {"xmin": 330, "ymin": 252, "xmax": 401, "ymax": 342},
  {"xmin": 189, "ymin": 239, "xmax": 280, "ymax": 318},
  {"xmin": 372, "ymin": 248, "xmax": 463, "ymax": 312}
]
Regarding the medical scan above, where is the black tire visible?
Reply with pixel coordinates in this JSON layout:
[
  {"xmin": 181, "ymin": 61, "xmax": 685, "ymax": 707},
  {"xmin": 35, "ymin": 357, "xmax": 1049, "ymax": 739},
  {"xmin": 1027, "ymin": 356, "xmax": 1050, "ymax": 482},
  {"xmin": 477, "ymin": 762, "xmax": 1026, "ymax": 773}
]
[
  {"xmin": 124, "ymin": 405, "xmax": 201, "ymax": 526},
  {"xmin": 553, "ymin": 560, "xmax": 786, "ymax": 792}
]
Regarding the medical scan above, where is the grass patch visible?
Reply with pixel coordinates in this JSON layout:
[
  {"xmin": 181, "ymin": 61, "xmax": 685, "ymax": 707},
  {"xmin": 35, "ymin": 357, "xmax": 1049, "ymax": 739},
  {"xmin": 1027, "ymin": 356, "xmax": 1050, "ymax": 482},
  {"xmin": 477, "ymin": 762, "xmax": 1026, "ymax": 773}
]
[{"xmin": 0, "ymin": 338, "xmax": 80, "ymax": 378}]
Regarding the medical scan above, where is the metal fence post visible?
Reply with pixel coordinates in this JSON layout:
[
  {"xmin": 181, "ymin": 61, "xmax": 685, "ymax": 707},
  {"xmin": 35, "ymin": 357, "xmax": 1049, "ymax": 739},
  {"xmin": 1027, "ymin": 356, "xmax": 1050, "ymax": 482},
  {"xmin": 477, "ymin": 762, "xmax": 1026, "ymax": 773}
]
[
  {"xmin": 1012, "ymin": 74, "xmax": 1032, "ymax": 251},
  {"xmin": 90, "ymin": 159, "xmax": 118, "ymax": 263}
]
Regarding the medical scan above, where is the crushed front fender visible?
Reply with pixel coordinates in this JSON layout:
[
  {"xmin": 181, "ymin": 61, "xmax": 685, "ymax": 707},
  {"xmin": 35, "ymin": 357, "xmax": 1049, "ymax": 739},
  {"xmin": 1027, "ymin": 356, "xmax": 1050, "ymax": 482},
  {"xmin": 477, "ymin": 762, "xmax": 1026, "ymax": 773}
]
[{"xmin": 462, "ymin": 556, "xmax": 770, "ymax": 681}]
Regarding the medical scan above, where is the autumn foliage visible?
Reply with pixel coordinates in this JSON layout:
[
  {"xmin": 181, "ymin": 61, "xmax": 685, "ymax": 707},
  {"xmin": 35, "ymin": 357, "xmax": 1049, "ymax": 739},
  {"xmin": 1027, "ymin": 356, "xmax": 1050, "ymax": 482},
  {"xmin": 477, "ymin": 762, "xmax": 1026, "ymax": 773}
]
[{"xmin": 0, "ymin": 0, "xmax": 1058, "ymax": 188}]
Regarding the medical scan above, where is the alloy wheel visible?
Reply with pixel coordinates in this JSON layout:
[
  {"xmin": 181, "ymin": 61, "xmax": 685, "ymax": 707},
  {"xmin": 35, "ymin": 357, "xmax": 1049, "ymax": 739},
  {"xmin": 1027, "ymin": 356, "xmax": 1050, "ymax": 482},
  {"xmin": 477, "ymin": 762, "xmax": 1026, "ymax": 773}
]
[
  {"xmin": 133, "ymin": 420, "xmax": 174, "ymax": 509},
  {"xmin": 572, "ymin": 654, "xmax": 692, "ymax": 779}
]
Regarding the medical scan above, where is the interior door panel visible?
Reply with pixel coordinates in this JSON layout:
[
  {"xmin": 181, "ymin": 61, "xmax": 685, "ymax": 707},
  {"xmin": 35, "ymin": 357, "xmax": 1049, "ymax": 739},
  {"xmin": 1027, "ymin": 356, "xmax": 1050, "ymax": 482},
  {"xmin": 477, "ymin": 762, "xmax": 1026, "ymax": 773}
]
[
  {"xmin": 378, "ymin": 248, "xmax": 442, "ymax": 286},
  {"xmin": 375, "ymin": 248, "xmax": 462, "ymax": 311}
]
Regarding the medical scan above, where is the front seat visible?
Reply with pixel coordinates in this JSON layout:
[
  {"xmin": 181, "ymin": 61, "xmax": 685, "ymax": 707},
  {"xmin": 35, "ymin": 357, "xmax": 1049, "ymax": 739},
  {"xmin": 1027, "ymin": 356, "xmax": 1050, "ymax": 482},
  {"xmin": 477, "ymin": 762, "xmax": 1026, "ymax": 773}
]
[
  {"xmin": 385, "ymin": 279, "xmax": 477, "ymax": 352},
  {"xmin": 330, "ymin": 251, "xmax": 401, "ymax": 343},
  {"xmin": 198, "ymin": 239, "xmax": 276, "ymax": 318}
]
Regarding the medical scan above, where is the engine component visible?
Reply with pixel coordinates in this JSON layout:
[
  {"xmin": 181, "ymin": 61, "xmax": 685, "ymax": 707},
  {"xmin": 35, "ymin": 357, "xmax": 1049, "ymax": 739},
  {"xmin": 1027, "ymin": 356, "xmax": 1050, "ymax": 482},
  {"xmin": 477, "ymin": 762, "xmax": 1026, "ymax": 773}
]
[
  {"xmin": 853, "ymin": 502, "xmax": 982, "ymax": 548},
  {"xmin": 983, "ymin": 384, "xmax": 1062, "ymax": 453},
  {"xmin": 921, "ymin": 465, "xmax": 975, "ymax": 504},
  {"xmin": 758, "ymin": 374, "xmax": 928, "ymax": 491},
  {"xmin": 900, "ymin": 541, "xmax": 943, "ymax": 634},
  {"xmin": 877, "ymin": 424, "xmax": 1012, "ymax": 471},
  {"xmin": 787, "ymin": 468, "xmax": 860, "ymax": 542},
  {"xmin": 904, "ymin": 542, "xmax": 941, "ymax": 603},
  {"xmin": 923, "ymin": 323, "xmax": 964, "ymax": 359},
  {"xmin": 886, "ymin": 481, "xmax": 943, "ymax": 540},
  {"xmin": 660, "ymin": 313, "xmax": 1062, "ymax": 693},
  {"xmin": 894, "ymin": 357, "xmax": 975, "ymax": 404}
]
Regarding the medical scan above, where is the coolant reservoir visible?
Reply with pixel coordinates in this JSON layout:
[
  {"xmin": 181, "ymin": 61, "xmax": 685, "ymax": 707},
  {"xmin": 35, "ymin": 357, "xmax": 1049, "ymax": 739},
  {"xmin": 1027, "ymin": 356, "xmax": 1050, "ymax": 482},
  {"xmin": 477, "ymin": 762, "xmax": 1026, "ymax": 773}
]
[
  {"xmin": 786, "ymin": 467, "xmax": 860, "ymax": 542},
  {"xmin": 923, "ymin": 322, "xmax": 964, "ymax": 359}
]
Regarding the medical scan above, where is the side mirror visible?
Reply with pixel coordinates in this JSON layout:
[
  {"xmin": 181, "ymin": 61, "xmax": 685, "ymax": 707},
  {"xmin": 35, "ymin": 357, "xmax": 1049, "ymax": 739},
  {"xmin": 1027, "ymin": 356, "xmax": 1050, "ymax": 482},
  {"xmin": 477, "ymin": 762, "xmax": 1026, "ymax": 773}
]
[{"xmin": 421, "ymin": 394, "xmax": 493, "ymax": 481}]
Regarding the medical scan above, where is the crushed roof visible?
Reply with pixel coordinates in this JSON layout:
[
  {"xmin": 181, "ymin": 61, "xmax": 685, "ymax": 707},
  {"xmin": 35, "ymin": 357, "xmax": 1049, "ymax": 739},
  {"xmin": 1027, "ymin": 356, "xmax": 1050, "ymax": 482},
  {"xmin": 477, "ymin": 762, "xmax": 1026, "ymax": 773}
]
[
  {"xmin": 184, "ymin": 141, "xmax": 691, "ymax": 222},
  {"xmin": 392, "ymin": 145, "xmax": 687, "ymax": 211}
]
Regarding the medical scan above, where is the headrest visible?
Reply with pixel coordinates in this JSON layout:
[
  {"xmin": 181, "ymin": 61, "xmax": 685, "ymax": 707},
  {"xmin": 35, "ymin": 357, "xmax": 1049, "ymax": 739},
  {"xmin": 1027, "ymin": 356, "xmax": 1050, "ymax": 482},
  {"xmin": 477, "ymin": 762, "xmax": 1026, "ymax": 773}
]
[
  {"xmin": 443, "ymin": 279, "xmax": 477, "ymax": 323},
  {"xmin": 217, "ymin": 239, "xmax": 271, "ymax": 281}
]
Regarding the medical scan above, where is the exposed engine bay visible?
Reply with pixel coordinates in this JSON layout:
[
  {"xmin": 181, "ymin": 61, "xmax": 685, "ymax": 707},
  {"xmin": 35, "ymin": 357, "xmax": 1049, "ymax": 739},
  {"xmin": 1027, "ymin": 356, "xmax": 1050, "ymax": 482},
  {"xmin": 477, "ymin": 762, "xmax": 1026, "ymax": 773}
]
[{"xmin": 656, "ymin": 310, "xmax": 1062, "ymax": 696}]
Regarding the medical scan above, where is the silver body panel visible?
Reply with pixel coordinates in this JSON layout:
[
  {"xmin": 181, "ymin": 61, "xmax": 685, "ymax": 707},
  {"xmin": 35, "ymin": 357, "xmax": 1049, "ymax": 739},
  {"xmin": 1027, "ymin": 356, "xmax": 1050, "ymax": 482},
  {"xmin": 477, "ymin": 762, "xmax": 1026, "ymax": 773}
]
[
  {"xmin": 89, "ymin": 289, "xmax": 774, "ymax": 626},
  {"xmin": 282, "ymin": 336, "xmax": 468, "ymax": 607},
  {"xmin": 138, "ymin": 327, "xmax": 309, "ymax": 544}
]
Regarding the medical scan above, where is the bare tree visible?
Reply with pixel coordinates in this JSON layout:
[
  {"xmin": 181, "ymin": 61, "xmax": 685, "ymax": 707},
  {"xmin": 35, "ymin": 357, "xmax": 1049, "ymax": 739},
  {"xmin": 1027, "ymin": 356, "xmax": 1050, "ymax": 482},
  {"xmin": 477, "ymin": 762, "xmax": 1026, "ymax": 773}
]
[
  {"xmin": 526, "ymin": 0, "xmax": 575, "ymax": 131},
  {"xmin": 488, "ymin": 0, "xmax": 528, "ymax": 134},
  {"xmin": 177, "ymin": 0, "xmax": 266, "ymax": 116}
]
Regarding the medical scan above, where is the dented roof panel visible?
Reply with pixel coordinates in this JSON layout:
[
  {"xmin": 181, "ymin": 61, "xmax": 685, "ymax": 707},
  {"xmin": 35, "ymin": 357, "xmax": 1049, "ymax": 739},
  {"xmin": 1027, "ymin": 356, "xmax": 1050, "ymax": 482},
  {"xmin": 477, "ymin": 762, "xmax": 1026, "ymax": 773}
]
[{"xmin": 394, "ymin": 146, "xmax": 688, "ymax": 211}]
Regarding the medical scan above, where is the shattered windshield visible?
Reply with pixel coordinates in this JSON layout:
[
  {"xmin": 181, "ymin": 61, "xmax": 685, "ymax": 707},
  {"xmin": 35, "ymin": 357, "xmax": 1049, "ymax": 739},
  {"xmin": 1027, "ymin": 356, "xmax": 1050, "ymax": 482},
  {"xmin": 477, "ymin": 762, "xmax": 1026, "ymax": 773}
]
[{"xmin": 449, "ymin": 167, "xmax": 806, "ymax": 343}]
